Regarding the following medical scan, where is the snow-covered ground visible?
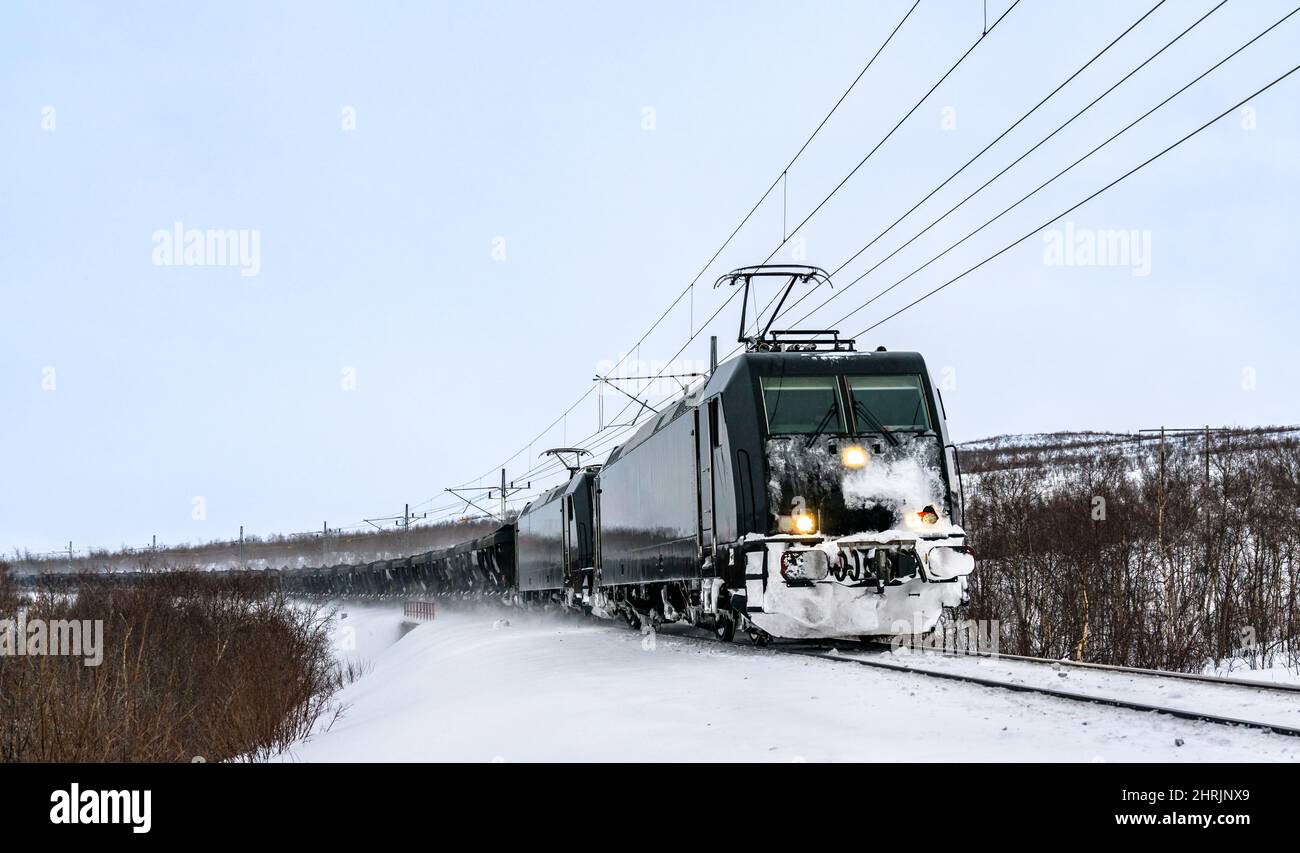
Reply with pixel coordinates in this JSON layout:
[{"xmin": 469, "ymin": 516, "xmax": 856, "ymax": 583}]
[
  {"xmin": 1205, "ymin": 657, "xmax": 1300, "ymax": 686},
  {"xmin": 276, "ymin": 602, "xmax": 1300, "ymax": 762}
]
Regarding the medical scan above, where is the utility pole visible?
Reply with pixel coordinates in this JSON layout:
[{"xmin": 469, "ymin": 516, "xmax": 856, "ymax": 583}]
[
  {"xmin": 1140, "ymin": 425, "xmax": 1237, "ymax": 574},
  {"xmin": 1204, "ymin": 424, "xmax": 1211, "ymax": 578},
  {"xmin": 322, "ymin": 522, "xmax": 329, "ymax": 566},
  {"xmin": 1204, "ymin": 424, "xmax": 1211, "ymax": 490},
  {"xmin": 239, "ymin": 525, "xmax": 244, "ymax": 571},
  {"xmin": 363, "ymin": 505, "xmax": 427, "ymax": 557},
  {"xmin": 1158, "ymin": 425, "xmax": 1165, "ymax": 557},
  {"xmin": 1158, "ymin": 425, "xmax": 1170, "ymax": 647},
  {"xmin": 447, "ymin": 468, "xmax": 530, "ymax": 522},
  {"xmin": 594, "ymin": 372, "xmax": 702, "ymax": 430},
  {"xmin": 67, "ymin": 540, "xmax": 73, "ymax": 573}
]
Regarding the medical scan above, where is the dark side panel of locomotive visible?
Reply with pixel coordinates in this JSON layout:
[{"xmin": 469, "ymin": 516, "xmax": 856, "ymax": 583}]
[
  {"xmin": 592, "ymin": 355, "xmax": 760, "ymax": 591},
  {"xmin": 515, "ymin": 468, "xmax": 596, "ymax": 593},
  {"xmin": 564, "ymin": 470, "xmax": 597, "ymax": 574},
  {"xmin": 516, "ymin": 486, "xmax": 566, "ymax": 592},
  {"xmin": 597, "ymin": 403, "xmax": 701, "ymax": 586}
]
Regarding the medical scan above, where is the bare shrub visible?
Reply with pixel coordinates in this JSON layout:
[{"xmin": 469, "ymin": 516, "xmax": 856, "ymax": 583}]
[
  {"xmin": 963, "ymin": 429, "xmax": 1300, "ymax": 672},
  {"xmin": 0, "ymin": 572, "xmax": 349, "ymax": 762},
  {"xmin": 0, "ymin": 561, "xmax": 19, "ymax": 615}
]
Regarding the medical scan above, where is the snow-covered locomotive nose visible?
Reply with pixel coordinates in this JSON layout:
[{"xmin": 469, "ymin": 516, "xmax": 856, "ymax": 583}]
[
  {"xmin": 739, "ymin": 531, "xmax": 972, "ymax": 640},
  {"xmin": 752, "ymin": 410, "xmax": 972, "ymax": 639}
]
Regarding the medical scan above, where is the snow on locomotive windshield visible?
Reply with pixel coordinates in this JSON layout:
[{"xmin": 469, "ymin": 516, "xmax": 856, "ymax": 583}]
[
  {"xmin": 766, "ymin": 433, "xmax": 948, "ymax": 523},
  {"xmin": 765, "ymin": 436, "xmax": 843, "ymax": 507},
  {"xmin": 841, "ymin": 437, "xmax": 946, "ymax": 519}
]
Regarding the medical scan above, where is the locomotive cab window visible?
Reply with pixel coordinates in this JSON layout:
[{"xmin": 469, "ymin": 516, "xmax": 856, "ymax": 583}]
[
  {"xmin": 761, "ymin": 376, "xmax": 846, "ymax": 436},
  {"xmin": 847, "ymin": 374, "xmax": 931, "ymax": 432}
]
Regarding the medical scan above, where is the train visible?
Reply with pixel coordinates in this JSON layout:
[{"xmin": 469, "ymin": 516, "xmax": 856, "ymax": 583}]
[{"xmin": 279, "ymin": 266, "xmax": 976, "ymax": 642}]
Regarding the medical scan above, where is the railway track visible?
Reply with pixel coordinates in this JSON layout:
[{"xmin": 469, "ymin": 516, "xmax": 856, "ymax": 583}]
[
  {"xmin": 867, "ymin": 643, "xmax": 1300, "ymax": 693},
  {"xmin": 772, "ymin": 641, "xmax": 1300, "ymax": 738}
]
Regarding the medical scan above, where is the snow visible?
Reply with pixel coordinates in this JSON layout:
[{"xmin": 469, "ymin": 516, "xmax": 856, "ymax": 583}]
[
  {"xmin": 766, "ymin": 434, "xmax": 950, "ymax": 524},
  {"xmin": 276, "ymin": 603, "xmax": 1300, "ymax": 762},
  {"xmin": 841, "ymin": 437, "xmax": 947, "ymax": 519},
  {"xmin": 1204, "ymin": 658, "xmax": 1300, "ymax": 686}
]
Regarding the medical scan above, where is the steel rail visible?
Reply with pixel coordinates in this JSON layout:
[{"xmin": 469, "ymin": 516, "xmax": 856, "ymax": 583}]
[
  {"xmin": 780, "ymin": 646, "xmax": 1300, "ymax": 738},
  {"xmin": 893, "ymin": 645, "xmax": 1300, "ymax": 694}
]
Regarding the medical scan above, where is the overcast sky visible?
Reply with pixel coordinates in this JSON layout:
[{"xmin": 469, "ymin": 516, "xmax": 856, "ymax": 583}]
[{"xmin": 3, "ymin": 0, "xmax": 1297, "ymax": 555}]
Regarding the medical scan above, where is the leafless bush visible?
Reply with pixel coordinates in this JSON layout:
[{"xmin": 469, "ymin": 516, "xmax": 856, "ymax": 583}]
[
  {"xmin": 0, "ymin": 561, "xmax": 19, "ymax": 614},
  {"xmin": 0, "ymin": 572, "xmax": 351, "ymax": 762},
  {"xmin": 964, "ymin": 430, "xmax": 1300, "ymax": 672}
]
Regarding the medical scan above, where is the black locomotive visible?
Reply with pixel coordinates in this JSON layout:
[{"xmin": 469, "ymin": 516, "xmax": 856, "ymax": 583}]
[{"xmin": 281, "ymin": 266, "xmax": 975, "ymax": 640}]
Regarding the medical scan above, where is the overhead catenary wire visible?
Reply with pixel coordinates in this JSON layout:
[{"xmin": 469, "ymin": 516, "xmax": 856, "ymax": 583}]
[
  {"xmin": 442, "ymin": 0, "xmax": 942, "ymax": 494},
  {"xmin": 850, "ymin": 58, "xmax": 1300, "ymax": 336},
  {"xmin": 816, "ymin": 4, "xmax": 1300, "ymax": 336},
  {"xmin": 442, "ymin": 0, "xmax": 924, "ymax": 495},
  {"xmin": 424, "ymin": 0, "xmax": 1023, "ymax": 510},
  {"xmin": 606, "ymin": 0, "xmax": 1026, "ymax": 428},
  {"xmin": 769, "ymin": 0, "xmax": 1175, "ymax": 327},
  {"xmin": 744, "ymin": 0, "xmax": 1026, "ymax": 335},
  {"xmin": 669, "ymin": 2, "xmax": 1289, "ymax": 435},
  {"xmin": 782, "ymin": 0, "xmax": 1233, "ymax": 333},
  {"xmin": 767, "ymin": 0, "xmax": 1024, "ymax": 266}
]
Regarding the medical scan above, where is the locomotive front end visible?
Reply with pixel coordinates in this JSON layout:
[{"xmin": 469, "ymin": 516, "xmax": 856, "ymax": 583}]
[{"xmin": 740, "ymin": 355, "xmax": 973, "ymax": 640}]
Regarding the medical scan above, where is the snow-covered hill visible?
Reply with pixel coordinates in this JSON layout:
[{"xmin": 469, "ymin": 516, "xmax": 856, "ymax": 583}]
[{"xmin": 956, "ymin": 426, "xmax": 1299, "ymax": 475}]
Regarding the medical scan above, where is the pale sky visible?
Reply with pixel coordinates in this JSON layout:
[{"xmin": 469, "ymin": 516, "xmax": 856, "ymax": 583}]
[{"xmin": 3, "ymin": 0, "xmax": 1297, "ymax": 555}]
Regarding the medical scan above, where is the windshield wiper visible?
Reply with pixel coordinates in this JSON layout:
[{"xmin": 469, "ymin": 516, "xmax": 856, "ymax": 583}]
[
  {"xmin": 803, "ymin": 403, "xmax": 840, "ymax": 449},
  {"xmin": 853, "ymin": 399, "xmax": 900, "ymax": 447}
]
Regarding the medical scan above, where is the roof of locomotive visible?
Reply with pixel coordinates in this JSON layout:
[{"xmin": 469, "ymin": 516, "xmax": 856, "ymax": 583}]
[{"xmin": 603, "ymin": 348, "xmax": 930, "ymax": 465}]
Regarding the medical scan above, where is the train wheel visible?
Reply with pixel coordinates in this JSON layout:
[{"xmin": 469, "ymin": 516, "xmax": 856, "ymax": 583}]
[
  {"xmin": 715, "ymin": 614, "xmax": 736, "ymax": 642},
  {"xmin": 748, "ymin": 629, "xmax": 769, "ymax": 647}
]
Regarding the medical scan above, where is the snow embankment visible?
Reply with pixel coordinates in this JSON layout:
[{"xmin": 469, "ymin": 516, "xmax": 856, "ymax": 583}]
[{"xmin": 277, "ymin": 605, "xmax": 1300, "ymax": 762}]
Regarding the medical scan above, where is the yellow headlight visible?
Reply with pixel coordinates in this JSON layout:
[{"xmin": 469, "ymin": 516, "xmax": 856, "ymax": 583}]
[
  {"xmin": 793, "ymin": 513, "xmax": 817, "ymax": 535},
  {"xmin": 841, "ymin": 445, "xmax": 868, "ymax": 469}
]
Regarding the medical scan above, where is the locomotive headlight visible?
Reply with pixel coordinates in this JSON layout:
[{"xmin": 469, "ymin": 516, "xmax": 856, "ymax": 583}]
[
  {"xmin": 793, "ymin": 512, "xmax": 817, "ymax": 535},
  {"xmin": 780, "ymin": 548, "xmax": 829, "ymax": 583},
  {"xmin": 841, "ymin": 445, "xmax": 868, "ymax": 469},
  {"xmin": 917, "ymin": 505, "xmax": 940, "ymax": 525}
]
